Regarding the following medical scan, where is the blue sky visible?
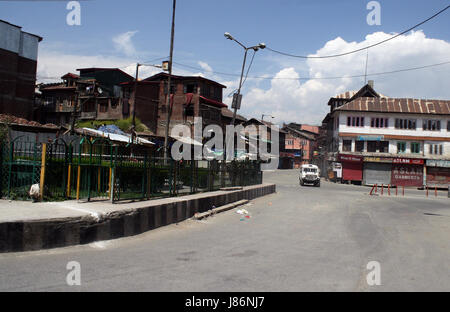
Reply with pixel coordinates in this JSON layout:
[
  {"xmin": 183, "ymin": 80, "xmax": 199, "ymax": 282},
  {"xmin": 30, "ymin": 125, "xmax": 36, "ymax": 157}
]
[{"xmin": 1, "ymin": 0, "xmax": 450, "ymax": 124}]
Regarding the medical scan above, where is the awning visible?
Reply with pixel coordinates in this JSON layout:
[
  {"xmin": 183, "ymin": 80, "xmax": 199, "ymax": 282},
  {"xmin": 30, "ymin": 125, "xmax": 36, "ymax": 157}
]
[
  {"xmin": 170, "ymin": 135, "xmax": 203, "ymax": 146},
  {"xmin": 199, "ymin": 95, "xmax": 227, "ymax": 108},
  {"xmin": 81, "ymin": 128, "xmax": 155, "ymax": 146}
]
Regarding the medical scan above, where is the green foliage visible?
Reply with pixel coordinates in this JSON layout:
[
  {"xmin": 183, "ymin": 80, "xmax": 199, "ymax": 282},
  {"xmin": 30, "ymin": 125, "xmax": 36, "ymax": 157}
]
[{"xmin": 76, "ymin": 117, "xmax": 148, "ymax": 133}]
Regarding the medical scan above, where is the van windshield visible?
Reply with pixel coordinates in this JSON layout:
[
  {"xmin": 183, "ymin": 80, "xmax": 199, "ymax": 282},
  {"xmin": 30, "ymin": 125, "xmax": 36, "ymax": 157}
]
[{"xmin": 303, "ymin": 168, "xmax": 317, "ymax": 173}]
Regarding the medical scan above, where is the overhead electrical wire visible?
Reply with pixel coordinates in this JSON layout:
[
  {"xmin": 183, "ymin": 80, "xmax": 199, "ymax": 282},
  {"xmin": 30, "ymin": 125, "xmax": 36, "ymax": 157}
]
[
  {"xmin": 226, "ymin": 49, "xmax": 258, "ymax": 97},
  {"xmin": 172, "ymin": 59, "xmax": 450, "ymax": 81},
  {"xmin": 36, "ymin": 56, "xmax": 170, "ymax": 81},
  {"xmin": 265, "ymin": 4, "xmax": 450, "ymax": 59}
]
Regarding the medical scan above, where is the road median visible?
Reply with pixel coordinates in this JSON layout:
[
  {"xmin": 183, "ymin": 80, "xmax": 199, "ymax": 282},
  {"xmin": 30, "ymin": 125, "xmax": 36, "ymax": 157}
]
[{"xmin": 0, "ymin": 183, "xmax": 276, "ymax": 252}]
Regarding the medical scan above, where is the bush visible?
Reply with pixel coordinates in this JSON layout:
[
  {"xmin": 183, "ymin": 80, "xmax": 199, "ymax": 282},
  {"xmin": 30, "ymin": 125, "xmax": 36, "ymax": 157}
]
[{"xmin": 77, "ymin": 117, "xmax": 148, "ymax": 133}]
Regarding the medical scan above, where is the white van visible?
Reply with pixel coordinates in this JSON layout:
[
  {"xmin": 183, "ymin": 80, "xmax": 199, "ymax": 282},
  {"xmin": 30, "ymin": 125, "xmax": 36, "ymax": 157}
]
[{"xmin": 299, "ymin": 164, "xmax": 321, "ymax": 187}]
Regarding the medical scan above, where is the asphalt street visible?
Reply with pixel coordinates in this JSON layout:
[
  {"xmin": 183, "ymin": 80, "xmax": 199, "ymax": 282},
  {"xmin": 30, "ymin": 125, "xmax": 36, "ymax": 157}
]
[{"xmin": 0, "ymin": 169, "xmax": 449, "ymax": 291}]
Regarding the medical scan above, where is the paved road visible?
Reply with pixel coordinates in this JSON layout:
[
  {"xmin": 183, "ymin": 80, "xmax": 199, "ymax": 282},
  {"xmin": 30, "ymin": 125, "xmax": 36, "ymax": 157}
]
[{"xmin": 0, "ymin": 170, "xmax": 449, "ymax": 291}]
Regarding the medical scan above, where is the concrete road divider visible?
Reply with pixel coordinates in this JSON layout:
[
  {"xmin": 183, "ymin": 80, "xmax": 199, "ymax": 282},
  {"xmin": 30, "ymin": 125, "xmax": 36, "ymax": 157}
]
[{"xmin": 0, "ymin": 183, "xmax": 276, "ymax": 253}]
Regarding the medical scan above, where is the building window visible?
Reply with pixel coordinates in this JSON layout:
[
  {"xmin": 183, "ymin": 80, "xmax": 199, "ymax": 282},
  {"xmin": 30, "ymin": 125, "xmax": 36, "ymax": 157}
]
[
  {"xmin": 343, "ymin": 140, "xmax": 352, "ymax": 152},
  {"xmin": 355, "ymin": 141, "xmax": 364, "ymax": 152},
  {"xmin": 423, "ymin": 120, "xmax": 441, "ymax": 131},
  {"xmin": 379, "ymin": 141, "xmax": 389, "ymax": 153},
  {"xmin": 397, "ymin": 142, "xmax": 406, "ymax": 154},
  {"xmin": 201, "ymin": 84, "xmax": 211, "ymax": 97},
  {"xmin": 286, "ymin": 139, "xmax": 293, "ymax": 146},
  {"xmin": 429, "ymin": 144, "xmax": 443, "ymax": 155},
  {"xmin": 347, "ymin": 116, "xmax": 364, "ymax": 127},
  {"xmin": 447, "ymin": 121, "xmax": 450, "ymax": 131},
  {"xmin": 367, "ymin": 141, "xmax": 377, "ymax": 152},
  {"xmin": 371, "ymin": 117, "xmax": 389, "ymax": 128},
  {"xmin": 184, "ymin": 83, "xmax": 197, "ymax": 94},
  {"xmin": 111, "ymin": 98, "xmax": 118, "ymax": 109},
  {"xmin": 411, "ymin": 142, "xmax": 420, "ymax": 154},
  {"xmin": 395, "ymin": 119, "xmax": 416, "ymax": 130},
  {"xmin": 99, "ymin": 101, "xmax": 108, "ymax": 112},
  {"xmin": 367, "ymin": 141, "xmax": 389, "ymax": 153}
]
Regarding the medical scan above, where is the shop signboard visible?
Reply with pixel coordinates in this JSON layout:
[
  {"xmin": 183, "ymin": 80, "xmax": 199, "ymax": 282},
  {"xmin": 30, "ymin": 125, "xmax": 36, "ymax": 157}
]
[
  {"xmin": 364, "ymin": 157, "xmax": 392, "ymax": 163},
  {"xmin": 391, "ymin": 164, "xmax": 423, "ymax": 187},
  {"xmin": 426, "ymin": 160, "xmax": 450, "ymax": 168},
  {"xmin": 393, "ymin": 158, "xmax": 424, "ymax": 165},
  {"xmin": 339, "ymin": 154, "xmax": 362, "ymax": 162}
]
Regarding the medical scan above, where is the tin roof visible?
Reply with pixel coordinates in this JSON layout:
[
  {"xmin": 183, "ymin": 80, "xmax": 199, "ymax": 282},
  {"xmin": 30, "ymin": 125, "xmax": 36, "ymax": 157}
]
[
  {"xmin": 335, "ymin": 97, "xmax": 450, "ymax": 115},
  {"xmin": 144, "ymin": 72, "xmax": 227, "ymax": 89}
]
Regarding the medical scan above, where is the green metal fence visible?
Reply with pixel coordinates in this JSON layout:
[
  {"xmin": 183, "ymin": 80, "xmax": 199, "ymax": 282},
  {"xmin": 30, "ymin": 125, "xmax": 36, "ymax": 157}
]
[
  {"xmin": 0, "ymin": 137, "xmax": 263, "ymax": 203},
  {"xmin": 0, "ymin": 137, "xmax": 42, "ymax": 200}
]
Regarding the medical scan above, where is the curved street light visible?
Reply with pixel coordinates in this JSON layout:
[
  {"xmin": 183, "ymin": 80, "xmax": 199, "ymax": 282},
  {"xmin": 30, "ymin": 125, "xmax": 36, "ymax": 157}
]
[
  {"xmin": 261, "ymin": 114, "xmax": 274, "ymax": 122},
  {"xmin": 224, "ymin": 32, "xmax": 265, "ymax": 126}
]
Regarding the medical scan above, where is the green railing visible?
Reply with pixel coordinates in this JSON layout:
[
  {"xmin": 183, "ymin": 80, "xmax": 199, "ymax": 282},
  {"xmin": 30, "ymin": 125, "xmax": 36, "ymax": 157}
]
[
  {"xmin": 0, "ymin": 137, "xmax": 263, "ymax": 203},
  {"xmin": 0, "ymin": 137, "xmax": 41, "ymax": 200}
]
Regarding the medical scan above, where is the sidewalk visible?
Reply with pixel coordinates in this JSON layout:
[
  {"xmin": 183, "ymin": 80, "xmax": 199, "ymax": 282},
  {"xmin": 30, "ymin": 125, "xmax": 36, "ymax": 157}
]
[{"xmin": 0, "ymin": 183, "xmax": 276, "ymax": 253}]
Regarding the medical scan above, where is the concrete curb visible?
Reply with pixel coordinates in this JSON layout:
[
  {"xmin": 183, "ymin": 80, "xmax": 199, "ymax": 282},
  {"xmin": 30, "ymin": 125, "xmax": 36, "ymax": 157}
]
[
  {"xmin": 0, "ymin": 183, "xmax": 276, "ymax": 252},
  {"xmin": 193, "ymin": 199, "xmax": 249, "ymax": 220}
]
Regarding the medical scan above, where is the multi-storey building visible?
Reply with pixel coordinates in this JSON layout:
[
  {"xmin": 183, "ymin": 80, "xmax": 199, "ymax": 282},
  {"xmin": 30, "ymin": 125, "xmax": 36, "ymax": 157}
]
[
  {"xmin": 38, "ymin": 68, "xmax": 135, "ymax": 126},
  {"xmin": 38, "ymin": 73, "xmax": 79, "ymax": 125},
  {"xmin": 0, "ymin": 20, "xmax": 42, "ymax": 120},
  {"xmin": 322, "ymin": 83, "xmax": 450, "ymax": 187},
  {"xmin": 141, "ymin": 72, "xmax": 228, "ymax": 137},
  {"xmin": 282, "ymin": 123, "xmax": 319, "ymax": 168}
]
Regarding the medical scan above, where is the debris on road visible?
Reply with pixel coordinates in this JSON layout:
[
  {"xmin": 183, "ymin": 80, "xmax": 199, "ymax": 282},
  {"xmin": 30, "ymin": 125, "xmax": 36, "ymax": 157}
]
[{"xmin": 236, "ymin": 208, "xmax": 249, "ymax": 215}]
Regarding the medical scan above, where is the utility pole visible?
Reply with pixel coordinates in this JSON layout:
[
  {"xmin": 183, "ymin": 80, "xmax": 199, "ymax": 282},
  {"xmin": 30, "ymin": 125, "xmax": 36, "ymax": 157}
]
[
  {"xmin": 230, "ymin": 49, "xmax": 248, "ymax": 127},
  {"xmin": 70, "ymin": 89, "xmax": 79, "ymax": 135},
  {"xmin": 163, "ymin": 0, "xmax": 176, "ymax": 162},
  {"xmin": 131, "ymin": 62, "xmax": 140, "ymax": 144}
]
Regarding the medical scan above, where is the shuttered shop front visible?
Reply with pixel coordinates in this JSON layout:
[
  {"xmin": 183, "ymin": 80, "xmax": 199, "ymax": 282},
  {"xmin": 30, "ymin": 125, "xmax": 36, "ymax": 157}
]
[
  {"xmin": 391, "ymin": 158, "xmax": 424, "ymax": 187},
  {"xmin": 339, "ymin": 155, "xmax": 363, "ymax": 181},
  {"xmin": 426, "ymin": 160, "xmax": 450, "ymax": 187},
  {"xmin": 363, "ymin": 161, "xmax": 392, "ymax": 185}
]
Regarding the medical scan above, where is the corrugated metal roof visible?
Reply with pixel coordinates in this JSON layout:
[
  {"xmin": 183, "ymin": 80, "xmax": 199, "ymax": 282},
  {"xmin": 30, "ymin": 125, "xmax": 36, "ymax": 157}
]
[
  {"xmin": 221, "ymin": 108, "xmax": 247, "ymax": 121},
  {"xmin": 81, "ymin": 128, "xmax": 154, "ymax": 146},
  {"xmin": 335, "ymin": 97, "xmax": 450, "ymax": 115}
]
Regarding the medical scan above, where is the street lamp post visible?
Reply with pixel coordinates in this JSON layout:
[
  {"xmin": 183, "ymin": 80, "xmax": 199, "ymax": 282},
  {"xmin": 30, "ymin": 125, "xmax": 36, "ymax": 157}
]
[
  {"xmin": 224, "ymin": 32, "xmax": 265, "ymax": 127},
  {"xmin": 261, "ymin": 114, "xmax": 274, "ymax": 122}
]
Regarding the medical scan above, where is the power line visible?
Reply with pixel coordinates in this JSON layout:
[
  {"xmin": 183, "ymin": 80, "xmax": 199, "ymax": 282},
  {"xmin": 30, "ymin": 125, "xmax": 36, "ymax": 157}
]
[
  {"xmin": 242, "ymin": 50, "xmax": 257, "ymax": 88},
  {"xmin": 34, "ymin": 58, "xmax": 450, "ymax": 83},
  {"xmin": 266, "ymin": 5, "xmax": 450, "ymax": 59},
  {"xmin": 36, "ymin": 58, "xmax": 169, "ymax": 81},
  {"xmin": 172, "ymin": 59, "xmax": 450, "ymax": 81},
  {"xmin": 226, "ymin": 50, "xmax": 257, "ymax": 97}
]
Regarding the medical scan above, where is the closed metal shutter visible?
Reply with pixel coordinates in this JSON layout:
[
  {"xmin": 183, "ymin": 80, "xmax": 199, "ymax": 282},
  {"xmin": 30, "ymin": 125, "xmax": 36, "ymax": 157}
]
[
  {"xmin": 426, "ymin": 167, "xmax": 450, "ymax": 187},
  {"xmin": 363, "ymin": 162, "xmax": 392, "ymax": 185},
  {"xmin": 342, "ymin": 162, "xmax": 363, "ymax": 181}
]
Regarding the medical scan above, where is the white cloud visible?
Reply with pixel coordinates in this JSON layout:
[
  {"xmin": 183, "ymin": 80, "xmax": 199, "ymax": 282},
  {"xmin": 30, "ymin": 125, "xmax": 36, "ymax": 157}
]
[
  {"xmin": 36, "ymin": 30, "xmax": 450, "ymax": 127},
  {"xmin": 198, "ymin": 61, "xmax": 213, "ymax": 72},
  {"xmin": 239, "ymin": 30, "xmax": 450, "ymax": 125},
  {"xmin": 112, "ymin": 31, "xmax": 138, "ymax": 57}
]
